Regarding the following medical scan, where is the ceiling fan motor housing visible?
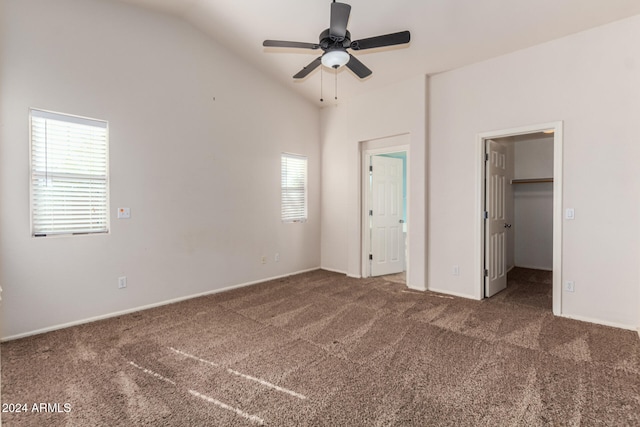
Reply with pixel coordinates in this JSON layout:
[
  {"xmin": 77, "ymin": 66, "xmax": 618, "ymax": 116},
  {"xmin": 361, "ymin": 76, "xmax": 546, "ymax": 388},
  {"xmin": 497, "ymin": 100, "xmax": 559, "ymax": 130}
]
[{"xmin": 319, "ymin": 29, "xmax": 351, "ymax": 49}]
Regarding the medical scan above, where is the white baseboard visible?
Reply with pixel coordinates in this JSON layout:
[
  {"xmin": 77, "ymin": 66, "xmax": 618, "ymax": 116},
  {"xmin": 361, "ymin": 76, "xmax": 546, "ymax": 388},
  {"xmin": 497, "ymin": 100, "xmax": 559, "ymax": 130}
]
[
  {"xmin": 318, "ymin": 266, "xmax": 359, "ymax": 278},
  {"xmin": 426, "ymin": 287, "xmax": 477, "ymax": 300},
  {"xmin": 559, "ymin": 313, "xmax": 637, "ymax": 331},
  {"xmin": 513, "ymin": 264, "xmax": 553, "ymax": 271},
  {"xmin": 8, "ymin": 267, "xmax": 634, "ymax": 341},
  {"xmin": 2, "ymin": 267, "xmax": 320, "ymax": 342},
  {"xmin": 320, "ymin": 266, "xmax": 348, "ymax": 275},
  {"xmin": 406, "ymin": 283, "xmax": 427, "ymax": 292}
]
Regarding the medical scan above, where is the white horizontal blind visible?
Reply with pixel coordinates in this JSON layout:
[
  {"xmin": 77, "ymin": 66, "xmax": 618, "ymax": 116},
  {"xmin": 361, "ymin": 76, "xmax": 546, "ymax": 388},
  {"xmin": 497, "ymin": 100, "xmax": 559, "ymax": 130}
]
[
  {"xmin": 30, "ymin": 109, "xmax": 109, "ymax": 236},
  {"xmin": 281, "ymin": 153, "xmax": 307, "ymax": 222}
]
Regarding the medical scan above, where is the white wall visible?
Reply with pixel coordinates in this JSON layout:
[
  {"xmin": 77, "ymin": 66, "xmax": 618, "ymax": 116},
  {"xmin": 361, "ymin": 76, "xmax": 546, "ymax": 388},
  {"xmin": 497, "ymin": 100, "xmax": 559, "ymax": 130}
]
[
  {"xmin": 0, "ymin": 0, "xmax": 320, "ymax": 339},
  {"xmin": 320, "ymin": 76, "xmax": 427, "ymax": 289},
  {"xmin": 514, "ymin": 137, "xmax": 554, "ymax": 179},
  {"xmin": 506, "ymin": 140, "xmax": 515, "ymax": 271},
  {"xmin": 513, "ymin": 137, "xmax": 554, "ymax": 270},
  {"xmin": 429, "ymin": 15, "xmax": 640, "ymax": 328}
]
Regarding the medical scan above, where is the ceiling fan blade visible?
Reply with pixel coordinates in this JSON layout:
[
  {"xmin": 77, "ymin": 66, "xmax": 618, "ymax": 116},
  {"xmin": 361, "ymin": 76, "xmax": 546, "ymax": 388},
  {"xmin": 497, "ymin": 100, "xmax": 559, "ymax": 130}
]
[
  {"xmin": 263, "ymin": 40, "xmax": 319, "ymax": 50},
  {"xmin": 330, "ymin": 2, "xmax": 351, "ymax": 39},
  {"xmin": 346, "ymin": 54, "xmax": 372, "ymax": 79},
  {"xmin": 350, "ymin": 30, "xmax": 411, "ymax": 50},
  {"xmin": 293, "ymin": 57, "xmax": 322, "ymax": 79}
]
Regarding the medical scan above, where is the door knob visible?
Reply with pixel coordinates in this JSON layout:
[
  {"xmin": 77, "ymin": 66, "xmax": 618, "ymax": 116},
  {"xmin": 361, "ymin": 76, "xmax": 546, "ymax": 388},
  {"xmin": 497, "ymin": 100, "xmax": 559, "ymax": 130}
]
[{"xmin": 504, "ymin": 223, "xmax": 512, "ymax": 229}]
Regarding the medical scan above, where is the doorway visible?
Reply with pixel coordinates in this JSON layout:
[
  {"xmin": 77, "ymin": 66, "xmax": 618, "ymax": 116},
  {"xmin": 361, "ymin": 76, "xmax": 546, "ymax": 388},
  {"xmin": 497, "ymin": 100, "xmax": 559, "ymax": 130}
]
[
  {"xmin": 477, "ymin": 123, "xmax": 563, "ymax": 315},
  {"xmin": 361, "ymin": 135, "xmax": 409, "ymax": 279}
]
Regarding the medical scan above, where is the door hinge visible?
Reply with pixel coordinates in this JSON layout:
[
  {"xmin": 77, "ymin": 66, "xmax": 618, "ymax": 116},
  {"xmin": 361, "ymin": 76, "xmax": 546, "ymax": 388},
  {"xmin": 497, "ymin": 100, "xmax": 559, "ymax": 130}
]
[
  {"xmin": 369, "ymin": 165, "xmax": 373, "ymax": 172},
  {"xmin": 369, "ymin": 254, "xmax": 373, "ymax": 260},
  {"xmin": 369, "ymin": 210, "xmax": 373, "ymax": 216},
  {"xmin": 484, "ymin": 269, "xmax": 489, "ymax": 277},
  {"xmin": 483, "ymin": 211, "xmax": 488, "ymax": 219},
  {"xmin": 485, "ymin": 153, "xmax": 489, "ymax": 162}
]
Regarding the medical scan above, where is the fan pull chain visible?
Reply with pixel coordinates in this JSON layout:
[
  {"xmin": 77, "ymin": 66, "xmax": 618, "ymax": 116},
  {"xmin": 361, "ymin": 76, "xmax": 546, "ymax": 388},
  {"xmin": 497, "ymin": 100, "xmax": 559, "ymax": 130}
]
[
  {"xmin": 320, "ymin": 66, "xmax": 324, "ymax": 102},
  {"xmin": 335, "ymin": 67, "xmax": 338, "ymax": 101}
]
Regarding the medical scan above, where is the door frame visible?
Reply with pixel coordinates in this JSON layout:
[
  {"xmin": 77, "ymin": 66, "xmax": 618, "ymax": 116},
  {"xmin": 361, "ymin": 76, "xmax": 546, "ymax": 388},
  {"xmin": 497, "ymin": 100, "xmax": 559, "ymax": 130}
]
[
  {"xmin": 361, "ymin": 138, "xmax": 410, "ymax": 278},
  {"xmin": 475, "ymin": 122, "xmax": 563, "ymax": 315}
]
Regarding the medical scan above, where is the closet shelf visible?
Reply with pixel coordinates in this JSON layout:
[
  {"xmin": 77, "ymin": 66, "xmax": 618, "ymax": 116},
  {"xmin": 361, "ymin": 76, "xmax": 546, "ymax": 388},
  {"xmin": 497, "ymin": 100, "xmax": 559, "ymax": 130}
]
[{"xmin": 511, "ymin": 178, "xmax": 553, "ymax": 184}]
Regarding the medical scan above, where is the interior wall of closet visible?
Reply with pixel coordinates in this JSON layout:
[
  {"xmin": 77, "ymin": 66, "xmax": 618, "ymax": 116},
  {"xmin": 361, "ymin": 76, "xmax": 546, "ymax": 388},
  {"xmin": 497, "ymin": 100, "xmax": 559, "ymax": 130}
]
[{"xmin": 512, "ymin": 135, "xmax": 554, "ymax": 270}]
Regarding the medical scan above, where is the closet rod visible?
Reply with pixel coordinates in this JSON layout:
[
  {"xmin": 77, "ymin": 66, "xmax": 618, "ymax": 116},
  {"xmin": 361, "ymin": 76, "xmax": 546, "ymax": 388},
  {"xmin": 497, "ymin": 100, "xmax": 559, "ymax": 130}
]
[{"xmin": 511, "ymin": 178, "xmax": 554, "ymax": 184}]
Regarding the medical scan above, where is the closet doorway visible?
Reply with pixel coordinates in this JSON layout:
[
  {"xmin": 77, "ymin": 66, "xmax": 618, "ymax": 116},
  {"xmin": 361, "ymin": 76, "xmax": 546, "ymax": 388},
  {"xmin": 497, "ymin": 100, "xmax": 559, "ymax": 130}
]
[{"xmin": 477, "ymin": 123, "xmax": 563, "ymax": 315}]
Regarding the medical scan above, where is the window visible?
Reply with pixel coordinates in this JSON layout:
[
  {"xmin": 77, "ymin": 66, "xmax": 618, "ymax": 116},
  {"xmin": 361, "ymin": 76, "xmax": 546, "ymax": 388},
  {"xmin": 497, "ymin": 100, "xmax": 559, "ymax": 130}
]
[
  {"xmin": 281, "ymin": 153, "xmax": 307, "ymax": 222},
  {"xmin": 30, "ymin": 109, "xmax": 109, "ymax": 236}
]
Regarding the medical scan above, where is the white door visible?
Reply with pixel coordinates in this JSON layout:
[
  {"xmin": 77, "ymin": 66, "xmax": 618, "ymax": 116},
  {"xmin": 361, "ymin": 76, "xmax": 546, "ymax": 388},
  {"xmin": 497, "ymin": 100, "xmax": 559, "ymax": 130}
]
[
  {"xmin": 370, "ymin": 155, "xmax": 405, "ymax": 276},
  {"xmin": 485, "ymin": 140, "xmax": 509, "ymax": 297}
]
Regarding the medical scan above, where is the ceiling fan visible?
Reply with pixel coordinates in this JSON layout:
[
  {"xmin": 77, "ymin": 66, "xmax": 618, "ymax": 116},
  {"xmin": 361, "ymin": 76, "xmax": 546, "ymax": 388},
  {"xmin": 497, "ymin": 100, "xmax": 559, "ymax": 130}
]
[{"xmin": 263, "ymin": 1, "xmax": 410, "ymax": 79}]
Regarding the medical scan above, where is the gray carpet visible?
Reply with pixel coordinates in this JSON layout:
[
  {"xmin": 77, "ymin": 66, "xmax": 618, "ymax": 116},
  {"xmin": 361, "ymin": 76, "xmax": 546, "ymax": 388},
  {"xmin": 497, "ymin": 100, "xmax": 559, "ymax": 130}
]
[{"xmin": 2, "ymin": 269, "xmax": 639, "ymax": 426}]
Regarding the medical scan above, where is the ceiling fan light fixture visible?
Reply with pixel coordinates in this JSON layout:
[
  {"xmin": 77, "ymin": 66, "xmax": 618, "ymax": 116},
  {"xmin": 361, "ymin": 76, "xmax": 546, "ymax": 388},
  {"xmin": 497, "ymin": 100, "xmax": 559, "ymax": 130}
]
[
  {"xmin": 321, "ymin": 49, "xmax": 350, "ymax": 69},
  {"xmin": 263, "ymin": 2, "xmax": 410, "ymax": 80}
]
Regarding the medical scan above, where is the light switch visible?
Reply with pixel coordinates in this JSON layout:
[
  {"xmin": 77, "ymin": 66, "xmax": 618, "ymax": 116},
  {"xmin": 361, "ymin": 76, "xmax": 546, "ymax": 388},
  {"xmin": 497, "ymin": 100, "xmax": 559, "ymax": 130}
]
[
  {"xmin": 117, "ymin": 207, "xmax": 131, "ymax": 219},
  {"xmin": 565, "ymin": 208, "xmax": 575, "ymax": 220}
]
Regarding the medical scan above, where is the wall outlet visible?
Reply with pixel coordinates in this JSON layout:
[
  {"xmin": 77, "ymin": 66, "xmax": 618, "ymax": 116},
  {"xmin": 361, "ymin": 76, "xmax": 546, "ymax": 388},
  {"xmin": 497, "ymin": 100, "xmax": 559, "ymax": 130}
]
[
  {"xmin": 275, "ymin": 253, "xmax": 280, "ymax": 262},
  {"xmin": 118, "ymin": 276, "xmax": 127, "ymax": 289},
  {"xmin": 452, "ymin": 265, "xmax": 460, "ymax": 276},
  {"xmin": 564, "ymin": 280, "xmax": 575, "ymax": 292},
  {"xmin": 261, "ymin": 256, "xmax": 267, "ymax": 264}
]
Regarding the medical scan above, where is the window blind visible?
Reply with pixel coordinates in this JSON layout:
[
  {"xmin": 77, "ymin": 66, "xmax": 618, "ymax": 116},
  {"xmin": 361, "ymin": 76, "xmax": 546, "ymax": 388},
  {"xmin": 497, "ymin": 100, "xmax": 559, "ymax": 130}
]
[
  {"xmin": 30, "ymin": 109, "xmax": 109, "ymax": 236},
  {"xmin": 281, "ymin": 153, "xmax": 307, "ymax": 222}
]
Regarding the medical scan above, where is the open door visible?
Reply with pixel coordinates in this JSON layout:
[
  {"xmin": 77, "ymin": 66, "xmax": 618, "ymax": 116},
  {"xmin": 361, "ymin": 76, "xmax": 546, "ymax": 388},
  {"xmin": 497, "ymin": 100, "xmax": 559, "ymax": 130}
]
[
  {"xmin": 370, "ymin": 155, "xmax": 405, "ymax": 276},
  {"xmin": 485, "ymin": 140, "xmax": 509, "ymax": 296}
]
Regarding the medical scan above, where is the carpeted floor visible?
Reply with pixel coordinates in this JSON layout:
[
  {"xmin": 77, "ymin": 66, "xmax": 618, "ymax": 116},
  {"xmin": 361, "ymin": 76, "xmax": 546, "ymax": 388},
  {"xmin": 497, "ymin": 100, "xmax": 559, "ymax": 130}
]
[
  {"xmin": 380, "ymin": 271, "xmax": 406, "ymax": 285},
  {"xmin": 2, "ymin": 269, "xmax": 639, "ymax": 426},
  {"xmin": 497, "ymin": 267, "xmax": 553, "ymax": 311}
]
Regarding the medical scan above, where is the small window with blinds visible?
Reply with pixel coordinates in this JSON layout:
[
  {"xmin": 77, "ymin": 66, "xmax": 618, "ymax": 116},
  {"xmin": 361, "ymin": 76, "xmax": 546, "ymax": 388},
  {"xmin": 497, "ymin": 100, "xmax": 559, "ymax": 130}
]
[
  {"xmin": 30, "ymin": 109, "xmax": 109, "ymax": 237},
  {"xmin": 281, "ymin": 153, "xmax": 307, "ymax": 223}
]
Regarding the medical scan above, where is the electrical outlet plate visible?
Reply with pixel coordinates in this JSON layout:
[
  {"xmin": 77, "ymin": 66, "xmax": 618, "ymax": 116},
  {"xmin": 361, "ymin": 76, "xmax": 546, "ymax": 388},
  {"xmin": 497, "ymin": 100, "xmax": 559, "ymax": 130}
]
[
  {"xmin": 117, "ymin": 208, "xmax": 131, "ymax": 219},
  {"xmin": 118, "ymin": 276, "xmax": 127, "ymax": 289},
  {"xmin": 564, "ymin": 281, "xmax": 574, "ymax": 292},
  {"xmin": 565, "ymin": 208, "xmax": 575, "ymax": 220},
  {"xmin": 261, "ymin": 256, "xmax": 267, "ymax": 264}
]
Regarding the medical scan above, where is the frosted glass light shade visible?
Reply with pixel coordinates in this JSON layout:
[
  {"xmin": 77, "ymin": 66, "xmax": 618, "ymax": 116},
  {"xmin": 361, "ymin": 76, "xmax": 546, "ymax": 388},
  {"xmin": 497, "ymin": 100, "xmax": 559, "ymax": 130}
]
[{"xmin": 321, "ymin": 50, "xmax": 350, "ymax": 68}]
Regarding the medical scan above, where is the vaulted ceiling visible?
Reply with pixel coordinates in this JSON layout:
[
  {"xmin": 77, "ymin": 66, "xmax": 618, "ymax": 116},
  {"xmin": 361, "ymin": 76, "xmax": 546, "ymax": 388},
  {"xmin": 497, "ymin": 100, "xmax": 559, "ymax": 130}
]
[{"xmin": 112, "ymin": 0, "xmax": 640, "ymax": 106}]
